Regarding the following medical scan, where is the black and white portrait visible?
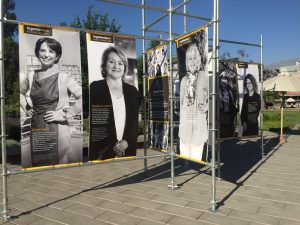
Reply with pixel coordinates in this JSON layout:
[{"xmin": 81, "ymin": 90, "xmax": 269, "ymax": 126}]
[
  {"xmin": 240, "ymin": 73, "xmax": 261, "ymax": 136},
  {"xmin": 218, "ymin": 62, "xmax": 239, "ymax": 138},
  {"xmin": 146, "ymin": 44, "xmax": 169, "ymax": 78},
  {"xmin": 149, "ymin": 121, "xmax": 169, "ymax": 150},
  {"xmin": 236, "ymin": 63, "xmax": 261, "ymax": 136},
  {"xmin": 176, "ymin": 27, "xmax": 209, "ymax": 162},
  {"xmin": 88, "ymin": 33, "xmax": 139, "ymax": 160},
  {"xmin": 19, "ymin": 24, "xmax": 83, "ymax": 168}
]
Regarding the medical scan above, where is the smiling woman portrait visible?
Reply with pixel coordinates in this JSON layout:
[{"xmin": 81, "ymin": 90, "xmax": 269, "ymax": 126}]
[
  {"xmin": 89, "ymin": 46, "xmax": 139, "ymax": 160},
  {"xmin": 20, "ymin": 37, "xmax": 82, "ymax": 167},
  {"xmin": 179, "ymin": 43, "xmax": 208, "ymax": 161}
]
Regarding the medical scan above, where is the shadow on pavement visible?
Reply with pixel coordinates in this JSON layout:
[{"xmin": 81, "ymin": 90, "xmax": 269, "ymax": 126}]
[{"xmin": 219, "ymin": 134, "xmax": 279, "ymax": 183}]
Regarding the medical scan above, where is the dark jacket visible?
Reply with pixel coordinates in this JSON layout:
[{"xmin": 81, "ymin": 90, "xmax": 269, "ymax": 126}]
[
  {"xmin": 241, "ymin": 92, "xmax": 261, "ymax": 136},
  {"xmin": 89, "ymin": 79, "xmax": 139, "ymax": 160}
]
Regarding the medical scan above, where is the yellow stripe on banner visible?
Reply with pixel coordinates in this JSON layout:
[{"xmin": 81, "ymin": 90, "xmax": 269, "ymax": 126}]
[
  {"xmin": 149, "ymin": 120, "xmax": 170, "ymax": 123},
  {"xmin": 148, "ymin": 74, "xmax": 169, "ymax": 81},
  {"xmin": 114, "ymin": 33, "xmax": 135, "ymax": 40},
  {"xmin": 19, "ymin": 24, "xmax": 24, "ymax": 33},
  {"xmin": 175, "ymin": 25, "xmax": 207, "ymax": 47},
  {"xmin": 147, "ymin": 76, "xmax": 150, "ymax": 92},
  {"xmin": 20, "ymin": 22, "xmax": 51, "ymax": 29},
  {"xmin": 54, "ymin": 25, "xmax": 79, "ymax": 32},
  {"xmin": 149, "ymin": 147, "xmax": 168, "ymax": 153},
  {"xmin": 54, "ymin": 162, "xmax": 83, "ymax": 168},
  {"xmin": 21, "ymin": 162, "xmax": 84, "ymax": 171},
  {"xmin": 176, "ymin": 154, "xmax": 209, "ymax": 165},
  {"xmin": 20, "ymin": 22, "xmax": 79, "ymax": 33},
  {"xmin": 113, "ymin": 156, "xmax": 136, "ymax": 161},
  {"xmin": 87, "ymin": 33, "xmax": 91, "ymax": 41},
  {"xmin": 22, "ymin": 165, "xmax": 54, "ymax": 171},
  {"xmin": 145, "ymin": 43, "xmax": 167, "ymax": 54},
  {"xmin": 90, "ymin": 158, "xmax": 115, "ymax": 164},
  {"xmin": 89, "ymin": 156, "xmax": 136, "ymax": 164}
]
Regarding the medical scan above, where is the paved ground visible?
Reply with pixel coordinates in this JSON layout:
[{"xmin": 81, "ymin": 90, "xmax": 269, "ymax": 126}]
[{"xmin": 1, "ymin": 125, "xmax": 300, "ymax": 225}]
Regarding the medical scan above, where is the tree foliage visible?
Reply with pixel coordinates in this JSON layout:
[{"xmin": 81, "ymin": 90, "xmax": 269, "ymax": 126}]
[
  {"xmin": 4, "ymin": 2, "xmax": 122, "ymax": 140},
  {"xmin": 64, "ymin": 5, "xmax": 121, "ymax": 118},
  {"xmin": 4, "ymin": 0, "xmax": 19, "ymax": 117}
]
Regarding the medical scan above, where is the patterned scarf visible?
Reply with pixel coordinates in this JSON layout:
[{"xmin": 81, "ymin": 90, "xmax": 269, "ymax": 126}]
[{"xmin": 185, "ymin": 72, "xmax": 197, "ymax": 106}]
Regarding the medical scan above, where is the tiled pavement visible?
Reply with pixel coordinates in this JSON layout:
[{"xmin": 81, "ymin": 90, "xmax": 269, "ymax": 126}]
[{"xmin": 1, "ymin": 125, "xmax": 300, "ymax": 225}]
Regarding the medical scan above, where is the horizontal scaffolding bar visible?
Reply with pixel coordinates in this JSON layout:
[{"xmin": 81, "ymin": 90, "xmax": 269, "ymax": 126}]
[
  {"xmin": 97, "ymin": 0, "xmax": 168, "ymax": 13},
  {"xmin": 218, "ymin": 38, "xmax": 261, "ymax": 47},
  {"xmin": 173, "ymin": 11, "xmax": 211, "ymax": 21},
  {"xmin": 97, "ymin": 0, "xmax": 211, "ymax": 21},
  {"xmin": 144, "ymin": 13, "xmax": 168, "ymax": 31},
  {"xmin": 146, "ymin": 28, "xmax": 180, "ymax": 37},
  {"xmin": 8, "ymin": 153, "xmax": 169, "ymax": 176},
  {"xmin": 4, "ymin": 18, "xmax": 169, "ymax": 43}
]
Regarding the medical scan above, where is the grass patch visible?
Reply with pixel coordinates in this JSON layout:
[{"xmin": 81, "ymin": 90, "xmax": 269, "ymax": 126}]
[{"xmin": 263, "ymin": 110, "xmax": 300, "ymax": 131}]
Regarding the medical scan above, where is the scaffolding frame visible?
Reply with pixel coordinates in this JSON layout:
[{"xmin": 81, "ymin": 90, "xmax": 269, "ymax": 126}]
[{"xmin": 0, "ymin": 0, "xmax": 266, "ymax": 221}]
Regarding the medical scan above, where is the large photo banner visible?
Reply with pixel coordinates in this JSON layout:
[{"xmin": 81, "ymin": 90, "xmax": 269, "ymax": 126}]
[
  {"xmin": 218, "ymin": 61, "xmax": 239, "ymax": 138},
  {"xmin": 175, "ymin": 26, "xmax": 209, "ymax": 163},
  {"xmin": 146, "ymin": 44, "xmax": 170, "ymax": 151},
  {"xmin": 146, "ymin": 44, "xmax": 169, "ymax": 78},
  {"xmin": 236, "ymin": 63, "xmax": 261, "ymax": 137},
  {"xmin": 87, "ymin": 32, "xmax": 139, "ymax": 161},
  {"xmin": 19, "ymin": 23, "xmax": 83, "ymax": 168},
  {"xmin": 148, "ymin": 76, "xmax": 169, "ymax": 151}
]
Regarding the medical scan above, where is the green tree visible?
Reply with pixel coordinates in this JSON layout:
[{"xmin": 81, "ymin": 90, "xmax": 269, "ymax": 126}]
[
  {"xmin": 3, "ymin": 0, "xmax": 20, "ymax": 139},
  {"xmin": 237, "ymin": 49, "xmax": 249, "ymax": 61},
  {"xmin": 65, "ymin": 5, "xmax": 121, "ymax": 118},
  {"xmin": 148, "ymin": 38, "xmax": 161, "ymax": 49},
  {"xmin": 4, "ymin": 0, "xmax": 18, "ymax": 104}
]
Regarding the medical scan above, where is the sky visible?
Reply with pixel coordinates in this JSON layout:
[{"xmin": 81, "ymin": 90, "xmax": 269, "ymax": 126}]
[{"xmin": 13, "ymin": 0, "xmax": 300, "ymax": 65}]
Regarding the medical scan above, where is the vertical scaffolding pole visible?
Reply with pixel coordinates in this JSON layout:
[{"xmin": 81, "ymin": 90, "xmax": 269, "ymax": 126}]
[
  {"xmin": 183, "ymin": 0, "xmax": 189, "ymax": 169},
  {"xmin": 142, "ymin": 0, "xmax": 148, "ymax": 172},
  {"xmin": 216, "ymin": 0, "xmax": 221, "ymax": 180},
  {"xmin": 168, "ymin": 0, "xmax": 178, "ymax": 190},
  {"xmin": 0, "ymin": 0, "xmax": 9, "ymax": 221},
  {"xmin": 183, "ymin": 0, "xmax": 187, "ymax": 34},
  {"xmin": 260, "ymin": 34, "xmax": 264, "ymax": 158},
  {"xmin": 210, "ymin": 0, "xmax": 219, "ymax": 211}
]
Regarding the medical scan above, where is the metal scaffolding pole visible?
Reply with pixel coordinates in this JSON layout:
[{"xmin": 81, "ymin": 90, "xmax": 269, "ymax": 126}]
[
  {"xmin": 216, "ymin": 0, "xmax": 221, "ymax": 180},
  {"xmin": 260, "ymin": 34, "xmax": 265, "ymax": 158},
  {"xmin": 183, "ymin": 0, "xmax": 189, "ymax": 169},
  {"xmin": 144, "ymin": 0, "xmax": 192, "ymax": 31},
  {"xmin": 183, "ymin": 0, "xmax": 187, "ymax": 34},
  {"xmin": 0, "ymin": 0, "xmax": 9, "ymax": 221},
  {"xmin": 210, "ymin": 0, "xmax": 219, "ymax": 211},
  {"xmin": 168, "ymin": 0, "xmax": 178, "ymax": 190},
  {"xmin": 142, "ymin": 0, "xmax": 148, "ymax": 172}
]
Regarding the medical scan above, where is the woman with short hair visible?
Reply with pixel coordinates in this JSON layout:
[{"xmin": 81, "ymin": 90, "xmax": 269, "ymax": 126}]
[
  {"xmin": 89, "ymin": 46, "xmax": 139, "ymax": 160},
  {"xmin": 20, "ymin": 37, "xmax": 82, "ymax": 166}
]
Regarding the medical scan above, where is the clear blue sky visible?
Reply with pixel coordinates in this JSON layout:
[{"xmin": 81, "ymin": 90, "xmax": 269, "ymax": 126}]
[{"xmin": 13, "ymin": 0, "xmax": 300, "ymax": 65}]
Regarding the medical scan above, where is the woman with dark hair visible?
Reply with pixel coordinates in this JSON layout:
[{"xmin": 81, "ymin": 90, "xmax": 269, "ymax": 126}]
[
  {"xmin": 241, "ymin": 73, "xmax": 261, "ymax": 136},
  {"xmin": 20, "ymin": 37, "xmax": 82, "ymax": 167},
  {"xmin": 89, "ymin": 46, "xmax": 139, "ymax": 160}
]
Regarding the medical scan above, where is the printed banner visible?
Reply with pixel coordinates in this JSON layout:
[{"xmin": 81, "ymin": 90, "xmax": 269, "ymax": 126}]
[
  {"xmin": 148, "ymin": 76, "xmax": 169, "ymax": 121},
  {"xmin": 175, "ymin": 26, "xmax": 209, "ymax": 163},
  {"xmin": 218, "ymin": 61, "xmax": 239, "ymax": 138},
  {"xmin": 87, "ymin": 32, "xmax": 139, "ymax": 161},
  {"xmin": 149, "ymin": 121, "xmax": 169, "ymax": 150},
  {"xmin": 236, "ymin": 63, "xmax": 261, "ymax": 137},
  {"xmin": 19, "ymin": 23, "xmax": 83, "ymax": 168},
  {"xmin": 146, "ymin": 44, "xmax": 169, "ymax": 77},
  {"xmin": 148, "ymin": 75, "xmax": 169, "ymax": 151}
]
